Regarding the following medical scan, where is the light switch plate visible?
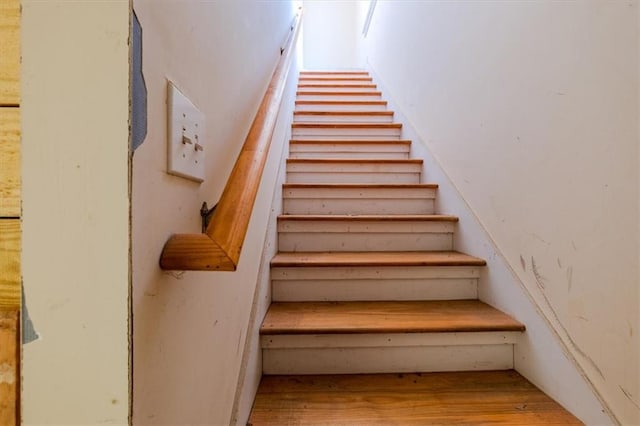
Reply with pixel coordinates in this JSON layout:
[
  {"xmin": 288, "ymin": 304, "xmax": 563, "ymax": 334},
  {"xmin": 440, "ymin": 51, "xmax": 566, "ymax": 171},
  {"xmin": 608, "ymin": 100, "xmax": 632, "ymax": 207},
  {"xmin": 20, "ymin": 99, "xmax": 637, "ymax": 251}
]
[{"xmin": 167, "ymin": 81, "xmax": 205, "ymax": 182}]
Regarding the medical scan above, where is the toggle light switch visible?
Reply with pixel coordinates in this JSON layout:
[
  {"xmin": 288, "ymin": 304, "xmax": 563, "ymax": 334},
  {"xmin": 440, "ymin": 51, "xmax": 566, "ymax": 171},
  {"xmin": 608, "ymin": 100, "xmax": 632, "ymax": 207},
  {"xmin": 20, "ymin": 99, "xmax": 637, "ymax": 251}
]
[{"xmin": 167, "ymin": 81, "xmax": 205, "ymax": 182}]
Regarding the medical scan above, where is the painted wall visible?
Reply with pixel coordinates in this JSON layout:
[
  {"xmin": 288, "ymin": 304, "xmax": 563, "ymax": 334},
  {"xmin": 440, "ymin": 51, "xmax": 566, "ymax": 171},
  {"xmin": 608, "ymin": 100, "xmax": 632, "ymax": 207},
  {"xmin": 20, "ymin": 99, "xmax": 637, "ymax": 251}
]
[
  {"xmin": 363, "ymin": 1, "xmax": 639, "ymax": 424},
  {"xmin": 371, "ymin": 69, "xmax": 610, "ymax": 425},
  {"xmin": 21, "ymin": 1, "xmax": 131, "ymax": 424},
  {"xmin": 132, "ymin": 1, "xmax": 295, "ymax": 424},
  {"xmin": 302, "ymin": 0, "xmax": 365, "ymax": 70}
]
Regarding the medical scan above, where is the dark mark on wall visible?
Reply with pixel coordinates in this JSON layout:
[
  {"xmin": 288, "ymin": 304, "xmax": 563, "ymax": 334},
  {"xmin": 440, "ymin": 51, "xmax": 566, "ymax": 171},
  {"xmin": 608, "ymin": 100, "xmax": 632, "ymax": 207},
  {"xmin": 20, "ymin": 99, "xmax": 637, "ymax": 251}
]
[
  {"xmin": 627, "ymin": 321, "xmax": 633, "ymax": 337},
  {"xmin": 531, "ymin": 257, "xmax": 546, "ymax": 289},
  {"xmin": 572, "ymin": 240, "xmax": 577, "ymax": 251},
  {"xmin": 620, "ymin": 386, "xmax": 640, "ymax": 409},
  {"xmin": 557, "ymin": 257, "xmax": 562, "ymax": 268},
  {"xmin": 538, "ymin": 286, "xmax": 605, "ymax": 380},
  {"xmin": 519, "ymin": 255, "xmax": 526, "ymax": 272},
  {"xmin": 566, "ymin": 266, "xmax": 573, "ymax": 292},
  {"xmin": 529, "ymin": 233, "xmax": 550, "ymax": 245}
]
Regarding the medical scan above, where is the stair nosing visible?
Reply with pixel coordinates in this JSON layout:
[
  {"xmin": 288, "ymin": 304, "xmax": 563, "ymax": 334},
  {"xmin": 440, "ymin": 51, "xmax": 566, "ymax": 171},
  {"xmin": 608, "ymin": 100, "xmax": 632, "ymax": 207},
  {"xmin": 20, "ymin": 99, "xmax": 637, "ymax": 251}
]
[
  {"xmin": 300, "ymin": 71, "xmax": 369, "ymax": 74},
  {"xmin": 286, "ymin": 158, "xmax": 421, "ymax": 164},
  {"xmin": 296, "ymin": 91, "xmax": 383, "ymax": 96},
  {"xmin": 283, "ymin": 183, "xmax": 438, "ymax": 188},
  {"xmin": 298, "ymin": 84, "xmax": 378, "ymax": 88},
  {"xmin": 295, "ymin": 100, "xmax": 387, "ymax": 105},
  {"xmin": 290, "ymin": 139, "xmax": 410, "ymax": 144},
  {"xmin": 292, "ymin": 122, "xmax": 401, "ymax": 129},
  {"xmin": 277, "ymin": 214, "xmax": 459, "ymax": 222},
  {"xmin": 293, "ymin": 111, "xmax": 393, "ymax": 116},
  {"xmin": 270, "ymin": 251, "xmax": 486, "ymax": 267},
  {"xmin": 298, "ymin": 77, "xmax": 373, "ymax": 81}
]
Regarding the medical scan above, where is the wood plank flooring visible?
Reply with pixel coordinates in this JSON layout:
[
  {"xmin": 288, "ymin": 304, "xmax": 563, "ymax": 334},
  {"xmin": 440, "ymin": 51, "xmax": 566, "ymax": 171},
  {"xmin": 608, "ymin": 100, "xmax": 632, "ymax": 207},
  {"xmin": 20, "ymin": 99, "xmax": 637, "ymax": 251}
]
[{"xmin": 248, "ymin": 370, "xmax": 583, "ymax": 425}]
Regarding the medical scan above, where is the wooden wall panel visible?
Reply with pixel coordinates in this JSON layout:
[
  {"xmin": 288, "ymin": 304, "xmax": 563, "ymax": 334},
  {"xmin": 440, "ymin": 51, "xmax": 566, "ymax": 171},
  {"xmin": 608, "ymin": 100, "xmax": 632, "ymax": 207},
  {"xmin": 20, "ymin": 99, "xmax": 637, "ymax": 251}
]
[
  {"xmin": 0, "ymin": 0, "xmax": 21, "ymax": 105},
  {"xmin": 0, "ymin": 309, "xmax": 19, "ymax": 425},
  {"xmin": 1, "ymin": 0, "xmax": 20, "ymax": 423},
  {"xmin": 0, "ymin": 108, "xmax": 20, "ymax": 217},
  {"xmin": 0, "ymin": 220, "xmax": 20, "ymax": 309}
]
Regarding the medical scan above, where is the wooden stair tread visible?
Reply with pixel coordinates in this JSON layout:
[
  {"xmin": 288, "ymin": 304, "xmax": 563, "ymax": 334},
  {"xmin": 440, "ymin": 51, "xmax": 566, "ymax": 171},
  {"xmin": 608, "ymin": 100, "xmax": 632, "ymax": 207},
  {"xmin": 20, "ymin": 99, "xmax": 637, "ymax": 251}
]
[
  {"xmin": 260, "ymin": 300, "xmax": 525, "ymax": 335},
  {"xmin": 298, "ymin": 74, "xmax": 373, "ymax": 81},
  {"xmin": 299, "ymin": 77, "xmax": 373, "ymax": 81},
  {"xmin": 287, "ymin": 158, "xmax": 420, "ymax": 164},
  {"xmin": 296, "ymin": 91, "xmax": 382, "ymax": 96},
  {"xmin": 277, "ymin": 214, "xmax": 459, "ymax": 222},
  {"xmin": 296, "ymin": 100, "xmax": 387, "ymax": 105},
  {"xmin": 249, "ymin": 370, "xmax": 582, "ymax": 425},
  {"xmin": 283, "ymin": 183, "xmax": 438, "ymax": 189},
  {"xmin": 293, "ymin": 111, "xmax": 393, "ymax": 116},
  {"xmin": 271, "ymin": 251, "xmax": 485, "ymax": 267},
  {"xmin": 298, "ymin": 84, "xmax": 377, "ymax": 88},
  {"xmin": 290, "ymin": 139, "xmax": 410, "ymax": 144},
  {"xmin": 293, "ymin": 122, "xmax": 401, "ymax": 129},
  {"xmin": 300, "ymin": 71, "xmax": 369, "ymax": 75}
]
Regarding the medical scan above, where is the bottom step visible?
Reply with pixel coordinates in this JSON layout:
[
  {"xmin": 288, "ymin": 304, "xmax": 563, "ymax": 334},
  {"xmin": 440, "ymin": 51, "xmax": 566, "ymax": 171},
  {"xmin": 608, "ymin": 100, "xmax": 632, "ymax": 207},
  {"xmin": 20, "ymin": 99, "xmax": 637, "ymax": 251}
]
[{"xmin": 249, "ymin": 370, "xmax": 582, "ymax": 425}]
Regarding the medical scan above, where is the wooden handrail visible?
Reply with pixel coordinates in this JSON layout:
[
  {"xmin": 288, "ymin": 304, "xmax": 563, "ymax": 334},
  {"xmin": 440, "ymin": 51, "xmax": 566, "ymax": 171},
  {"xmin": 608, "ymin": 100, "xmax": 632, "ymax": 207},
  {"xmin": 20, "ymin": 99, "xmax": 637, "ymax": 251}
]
[{"xmin": 160, "ymin": 12, "xmax": 302, "ymax": 271}]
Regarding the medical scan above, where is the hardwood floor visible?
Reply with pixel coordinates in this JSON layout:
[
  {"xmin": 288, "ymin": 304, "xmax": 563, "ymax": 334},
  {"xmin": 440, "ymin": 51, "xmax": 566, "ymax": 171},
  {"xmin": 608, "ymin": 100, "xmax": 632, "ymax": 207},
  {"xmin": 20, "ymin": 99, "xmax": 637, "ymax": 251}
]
[{"xmin": 248, "ymin": 370, "xmax": 583, "ymax": 425}]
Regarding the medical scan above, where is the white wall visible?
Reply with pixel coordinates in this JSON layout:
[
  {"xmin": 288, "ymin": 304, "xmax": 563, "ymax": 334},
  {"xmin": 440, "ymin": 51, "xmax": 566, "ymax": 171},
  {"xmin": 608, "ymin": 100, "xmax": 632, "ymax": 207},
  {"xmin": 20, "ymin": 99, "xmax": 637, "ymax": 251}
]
[
  {"xmin": 132, "ymin": 2, "xmax": 295, "ymax": 424},
  {"xmin": 363, "ymin": 1, "xmax": 639, "ymax": 424},
  {"xmin": 302, "ymin": 0, "xmax": 365, "ymax": 70},
  {"xmin": 21, "ymin": 1, "xmax": 131, "ymax": 424}
]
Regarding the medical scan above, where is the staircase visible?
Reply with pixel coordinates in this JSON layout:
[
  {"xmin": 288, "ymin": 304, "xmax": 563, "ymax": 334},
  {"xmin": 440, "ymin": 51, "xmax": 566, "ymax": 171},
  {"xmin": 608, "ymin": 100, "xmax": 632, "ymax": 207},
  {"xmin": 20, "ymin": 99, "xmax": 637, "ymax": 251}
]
[{"xmin": 247, "ymin": 71, "xmax": 582, "ymax": 425}]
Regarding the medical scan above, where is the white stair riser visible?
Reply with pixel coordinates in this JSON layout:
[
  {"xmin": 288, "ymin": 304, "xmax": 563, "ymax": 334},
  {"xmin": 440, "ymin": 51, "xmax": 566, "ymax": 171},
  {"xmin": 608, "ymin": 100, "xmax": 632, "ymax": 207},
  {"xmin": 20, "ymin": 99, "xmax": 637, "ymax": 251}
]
[
  {"xmin": 272, "ymin": 265, "xmax": 481, "ymax": 280},
  {"xmin": 292, "ymin": 127, "xmax": 401, "ymax": 140},
  {"xmin": 296, "ymin": 94, "xmax": 383, "ymax": 101},
  {"xmin": 271, "ymin": 265, "xmax": 479, "ymax": 301},
  {"xmin": 295, "ymin": 103, "xmax": 387, "ymax": 112},
  {"xmin": 290, "ymin": 142, "xmax": 410, "ymax": 159},
  {"xmin": 299, "ymin": 73, "xmax": 370, "ymax": 79},
  {"xmin": 273, "ymin": 278, "xmax": 477, "ymax": 301},
  {"xmin": 287, "ymin": 171, "xmax": 420, "ymax": 184},
  {"xmin": 293, "ymin": 113, "xmax": 393, "ymax": 123},
  {"xmin": 263, "ymin": 345, "xmax": 512, "ymax": 374},
  {"xmin": 297, "ymin": 86, "xmax": 378, "ymax": 93},
  {"xmin": 282, "ymin": 185, "xmax": 436, "ymax": 214},
  {"xmin": 284, "ymin": 198, "xmax": 435, "ymax": 214},
  {"xmin": 278, "ymin": 221, "xmax": 455, "ymax": 252},
  {"xmin": 263, "ymin": 331, "xmax": 517, "ymax": 349},
  {"xmin": 279, "ymin": 233, "xmax": 452, "ymax": 252}
]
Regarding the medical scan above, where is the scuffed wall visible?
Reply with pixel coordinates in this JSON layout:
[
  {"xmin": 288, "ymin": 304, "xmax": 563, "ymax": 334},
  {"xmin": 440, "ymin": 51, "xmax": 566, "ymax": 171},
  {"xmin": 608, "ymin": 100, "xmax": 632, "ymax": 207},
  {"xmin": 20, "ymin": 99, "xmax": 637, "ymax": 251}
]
[
  {"xmin": 132, "ymin": 1, "xmax": 295, "ymax": 424},
  {"xmin": 363, "ymin": 1, "xmax": 639, "ymax": 423}
]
